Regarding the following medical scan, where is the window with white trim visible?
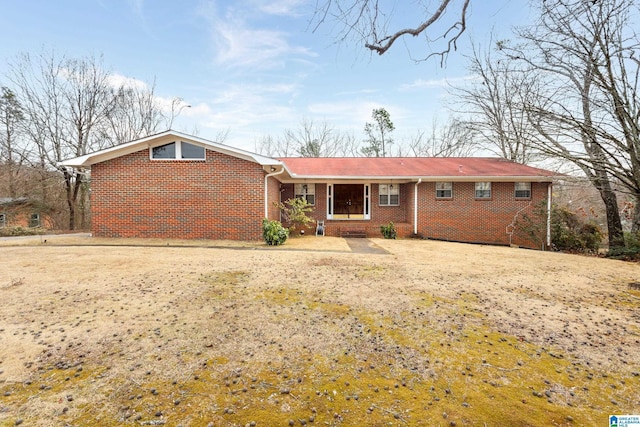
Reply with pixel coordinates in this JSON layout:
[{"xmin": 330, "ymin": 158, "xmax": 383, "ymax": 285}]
[
  {"xmin": 515, "ymin": 182, "xmax": 531, "ymax": 198},
  {"xmin": 379, "ymin": 184, "xmax": 399, "ymax": 206},
  {"xmin": 294, "ymin": 183, "xmax": 315, "ymax": 205},
  {"xmin": 151, "ymin": 141, "xmax": 205, "ymax": 160},
  {"xmin": 0, "ymin": 213, "xmax": 5, "ymax": 228},
  {"xmin": 436, "ymin": 182, "xmax": 452, "ymax": 198},
  {"xmin": 475, "ymin": 182, "xmax": 491, "ymax": 199}
]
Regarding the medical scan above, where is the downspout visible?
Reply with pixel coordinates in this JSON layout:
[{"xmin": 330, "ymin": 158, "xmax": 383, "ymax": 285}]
[
  {"xmin": 265, "ymin": 167, "xmax": 285, "ymax": 218},
  {"xmin": 546, "ymin": 182, "xmax": 552, "ymax": 249},
  {"xmin": 414, "ymin": 178, "xmax": 422, "ymax": 235}
]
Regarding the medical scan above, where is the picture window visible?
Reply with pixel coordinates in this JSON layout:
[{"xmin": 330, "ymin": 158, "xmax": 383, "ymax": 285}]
[{"xmin": 151, "ymin": 141, "xmax": 205, "ymax": 160}]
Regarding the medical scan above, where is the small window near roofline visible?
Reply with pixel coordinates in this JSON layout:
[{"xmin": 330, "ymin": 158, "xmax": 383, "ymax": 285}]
[
  {"xmin": 515, "ymin": 182, "xmax": 532, "ymax": 199},
  {"xmin": 0, "ymin": 213, "xmax": 6, "ymax": 228},
  {"xmin": 294, "ymin": 183, "xmax": 315, "ymax": 205},
  {"xmin": 379, "ymin": 184, "xmax": 399, "ymax": 206},
  {"xmin": 436, "ymin": 182, "xmax": 452, "ymax": 199},
  {"xmin": 151, "ymin": 141, "xmax": 205, "ymax": 160}
]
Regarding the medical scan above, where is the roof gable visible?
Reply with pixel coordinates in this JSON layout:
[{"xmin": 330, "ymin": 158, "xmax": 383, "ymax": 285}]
[{"xmin": 60, "ymin": 130, "xmax": 282, "ymax": 168}]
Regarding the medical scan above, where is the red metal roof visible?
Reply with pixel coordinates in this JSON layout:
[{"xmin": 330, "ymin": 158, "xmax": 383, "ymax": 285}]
[{"xmin": 278, "ymin": 157, "xmax": 555, "ymax": 179}]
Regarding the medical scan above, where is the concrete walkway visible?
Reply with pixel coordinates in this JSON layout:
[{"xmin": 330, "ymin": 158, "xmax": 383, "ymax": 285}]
[{"xmin": 344, "ymin": 238, "xmax": 389, "ymax": 254}]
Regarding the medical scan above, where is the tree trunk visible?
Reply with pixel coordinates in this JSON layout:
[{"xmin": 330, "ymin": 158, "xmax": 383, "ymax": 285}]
[
  {"xmin": 66, "ymin": 194, "xmax": 75, "ymax": 231},
  {"xmin": 632, "ymin": 196, "xmax": 640, "ymax": 235},
  {"xmin": 7, "ymin": 160, "xmax": 15, "ymax": 198},
  {"xmin": 64, "ymin": 170, "xmax": 75, "ymax": 231},
  {"xmin": 594, "ymin": 172, "xmax": 624, "ymax": 249}
]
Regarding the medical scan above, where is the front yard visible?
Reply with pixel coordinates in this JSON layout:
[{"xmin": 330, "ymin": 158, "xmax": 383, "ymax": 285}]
[{"xmin": 0, "ymin": 237, "xmax": 638, "ymax": 426}]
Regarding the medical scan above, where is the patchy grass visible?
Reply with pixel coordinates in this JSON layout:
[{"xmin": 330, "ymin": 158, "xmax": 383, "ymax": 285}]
[{"xmin": 0, "ymin": 240, "xmax": 639, "ymax": 426}]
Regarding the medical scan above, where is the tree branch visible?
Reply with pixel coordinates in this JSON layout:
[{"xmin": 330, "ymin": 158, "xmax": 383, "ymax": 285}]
[{"xmin": 365, "ymin": 0, "xmax": 470, "ymax": 58}]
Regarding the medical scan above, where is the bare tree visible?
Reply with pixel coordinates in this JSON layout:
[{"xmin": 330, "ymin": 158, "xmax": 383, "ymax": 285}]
[
  {"xmin": 97, "ymin": 79, "xmax": 168, "ymax": 148},
  {"xmin": 3, "ymin": 51, "xmax": 190, "ymax": 230},
  {"xmin": 405, "ymin": 117, "xmax": 477, "ymax": 157},
  {"xmin": 334, "ymin": 131, "xmax": 361, "ymax": 156},
  {"xmin": 312, "ymin": 0, "xmax": 470, "ymax": 64},
  {"xmin": 255, "ymin": 134, "xmax": 294, "ymax": 157},
  {"xmin": 0, "ymin": 86, "xmax": 26, "ymax": 198},
  {"xmin": 451, "ymin": 41, "xmax": 539, "ymax": 164},
  {"xmin": 212, "ymin": 127, "xmax": 230, "ymax": 144},
  {"xmin": 256, "ymin": 118, "xmax": 360, "ymax": 157},
  {"xmin": 504, "ymin": 0, "xmax": 640, "ymax": 249},
  {"xmin": 8, "ymin": 52, "xmax": 118, "ymax": 230},
  {"xmin": 286, "ymin": 118, "xmax": 352, "ymax": 157}
]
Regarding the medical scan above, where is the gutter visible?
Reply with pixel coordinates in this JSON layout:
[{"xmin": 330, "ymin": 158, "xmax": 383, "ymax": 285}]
[
  {"xmin": 281, "ymin": 175, "xmax": 554, "ymax": 183},
  {"xmin": 265, "ymin": 167, "xmax": 285, "ymax": 218},
  {"xmin": 414, "ymin": 178, "xmax": 422, "ymax": 235}
]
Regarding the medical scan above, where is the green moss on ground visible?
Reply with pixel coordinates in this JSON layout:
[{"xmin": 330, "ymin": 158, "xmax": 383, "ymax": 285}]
[{"xmin": 1, "ymin": 271, "xmax": 637, "ymax": 426}]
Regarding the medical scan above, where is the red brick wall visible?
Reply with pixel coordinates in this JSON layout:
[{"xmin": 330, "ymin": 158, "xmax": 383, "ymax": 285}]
[
  {"xmin": 371, "ymin": 184, "xmax": 409, "ymax": 224},
  {"xmin": 416, "ymin": 181, "xmax": 549, "ymax": 249},
  {"xmin": 90, "ymin": 149, "xmax": 267, "ymax": 240},
  {"xmin": 93, "ymin": 161, "xmax": 550, "ymax": 247},
  {"xmin": 266, "ymin": 176, "xmax": 281, "ymax": 221},
  {"xmin": 279, "ymin": 181, "xmax": 549, "ymax": 247}
]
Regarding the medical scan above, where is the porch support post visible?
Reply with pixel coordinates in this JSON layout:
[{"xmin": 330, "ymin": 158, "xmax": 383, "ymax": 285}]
[
  {"xmin": 546, "ymin": 182, "xmax": 552, "ymax": 249},
  {"xmin": 414, "ymin": 178, "xmax": 422, "ymax": 235}
]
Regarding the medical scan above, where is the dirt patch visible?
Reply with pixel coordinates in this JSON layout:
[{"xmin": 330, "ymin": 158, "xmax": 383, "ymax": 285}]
[{"xmin": 0, "ymin": 239, "xmax": 638, "ymax": 426}]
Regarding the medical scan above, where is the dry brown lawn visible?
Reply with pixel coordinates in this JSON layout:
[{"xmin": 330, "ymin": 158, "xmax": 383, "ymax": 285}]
[{"xmin": 0, "ymin": 235, "xmax": 639, "ymax": 426}]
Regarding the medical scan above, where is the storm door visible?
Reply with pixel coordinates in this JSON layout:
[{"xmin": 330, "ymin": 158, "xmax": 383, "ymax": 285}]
[{"xmin": 326, "ymin": 184, "xmax": 370, "ymax": 220}]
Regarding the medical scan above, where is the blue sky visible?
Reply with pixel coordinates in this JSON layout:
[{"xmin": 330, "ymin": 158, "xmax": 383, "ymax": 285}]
[{"xmin": 0, "ymin": 1, "xmax": 533, "ymax": 152}]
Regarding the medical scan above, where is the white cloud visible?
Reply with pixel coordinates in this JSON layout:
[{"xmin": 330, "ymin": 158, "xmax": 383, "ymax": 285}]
[
  {"xmin": 126, "ymin": 0, "xmax": 144, "ymax": 18},
  {"xmin": 334, "ymin": 88, "xmax": 379, "ymax": 97},
  {"xmin": 124, "ymin": 0, "xmax": 154, "ymax": 38},
  {"xmin": 199, "ymin": 3, "xmax": 316, "ymax": 69},
  {"xmin": 307, "ymin": 100, "xmax": 389, "ymax": 129},
  {"xmin": 181, "ymin": 102, "xmax": 212, "ymax": 117},
  {"xmin": 169, "ymin": 82, "xmax": 301, "ymax": 148},
  {"xmin": 211, "ymin": 83, "xmax": 298, "ymax": 105},
  {"xmin": 106, "ymin": 73, "xmax": 149, "ymax": 90},
  {"xmin": 255, "ymin": 0, "xmax": 306, "ymax": 16},
  {"xmin": 398, "ymin": 75, "xmax": 477, "ymax": 91}
]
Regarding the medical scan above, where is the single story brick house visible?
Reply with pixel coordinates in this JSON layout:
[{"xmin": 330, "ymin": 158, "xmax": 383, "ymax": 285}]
[
  {"xmin": 0, "ymin": 197, "xmax": 50, "ymax": 230},
  {"xmin": 61, "ymin": 130, "xmax": 556, "ymax": 249}
]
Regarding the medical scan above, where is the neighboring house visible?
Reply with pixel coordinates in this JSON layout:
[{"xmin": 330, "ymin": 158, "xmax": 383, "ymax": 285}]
[
  {"xmin": 0, "ymin": 197, "xmax": 48, "ymax": 229},
  {"xmin": 61, "ymin": 130, "xmax": 556, "ymax": 249}
]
